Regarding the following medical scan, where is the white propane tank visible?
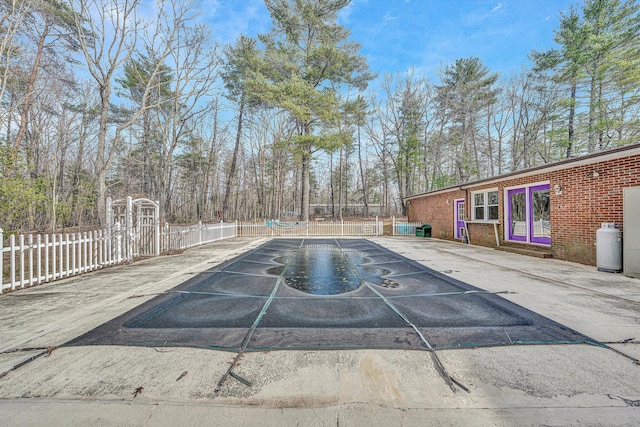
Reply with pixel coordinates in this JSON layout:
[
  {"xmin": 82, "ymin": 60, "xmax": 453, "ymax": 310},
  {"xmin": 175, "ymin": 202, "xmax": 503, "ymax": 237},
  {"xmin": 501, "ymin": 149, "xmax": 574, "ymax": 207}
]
[{"xmin": 596, "ymin": 223, "xmax": 622, "ymax": 272}]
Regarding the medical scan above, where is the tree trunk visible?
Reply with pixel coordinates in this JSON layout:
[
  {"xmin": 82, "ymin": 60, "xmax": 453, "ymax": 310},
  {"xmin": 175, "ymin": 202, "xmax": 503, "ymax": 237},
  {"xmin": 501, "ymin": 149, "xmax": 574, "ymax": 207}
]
[
  {"xmin": 329, "ymin": 152, "xmax": 335, "ymax": 217},
  {"xmin": 338, "ymin": 143, "xmax": 343, "ymax": 218},
  {"xmin": 96, "ymin": 83, "xmax": 111, "ymax": 225},
  {"xmin": 202, "ymin": 103, "xmax": 219, "ymax": 220},
  {"xmin": 300, "ymin": 144, "xmax": 311, "ymax": 221},
  {"xmin": 13, "ymin": 21, "xmax": 50, "ymax": 152},
  {"xmin": 142, "ymin": 109, "xmax": 152, "ymax": 195},
  {"xmin": 357, "ymin": 124, "xmax": 368, "ymax": 216},
  {"xmin": 567, "ymin": 81, "xmax": 576, "ymax": 158},
  {"xmin": 223, "ymin": 95, "xmax": 244, "ymax": 220},
  {"xmin": 588, "ymin": 74, "xmax": 597, "ymax": 153}
]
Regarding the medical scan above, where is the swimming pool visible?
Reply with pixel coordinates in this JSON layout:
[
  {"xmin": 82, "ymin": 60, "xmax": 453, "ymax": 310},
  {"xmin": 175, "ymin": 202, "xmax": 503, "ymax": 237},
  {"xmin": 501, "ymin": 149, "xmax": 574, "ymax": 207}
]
[{"xmin": 68, "ymin": 238, "xmax": 594, "ymax": 351}]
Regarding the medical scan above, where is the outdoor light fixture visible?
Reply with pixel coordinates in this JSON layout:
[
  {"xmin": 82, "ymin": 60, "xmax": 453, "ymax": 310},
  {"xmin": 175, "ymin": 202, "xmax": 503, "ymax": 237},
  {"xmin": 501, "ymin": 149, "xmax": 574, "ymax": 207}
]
[{"xmin": 553, "ymin": 184, "xmax": 562, "ymax": 195}]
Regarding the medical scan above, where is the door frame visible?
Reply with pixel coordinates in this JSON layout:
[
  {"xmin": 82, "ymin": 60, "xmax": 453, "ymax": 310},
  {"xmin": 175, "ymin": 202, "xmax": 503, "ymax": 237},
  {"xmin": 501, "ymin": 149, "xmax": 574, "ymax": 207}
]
[
  {"xmin": 454, "ymin": 198, "xmax": 466, "ymax": 240},
  {"xmin": 504, "ymin": 182, "xmax": 551, "ymax": 246},
  {"xmin": 507, "ymin": 188, "xmax": 527, "ymax": 242}
]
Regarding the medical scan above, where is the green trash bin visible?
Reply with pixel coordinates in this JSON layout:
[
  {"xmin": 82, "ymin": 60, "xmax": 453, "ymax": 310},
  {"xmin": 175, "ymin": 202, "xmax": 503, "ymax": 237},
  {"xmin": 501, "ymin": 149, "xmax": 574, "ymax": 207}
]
[{"xmin": 415, "ymin": 224, "xmax": 432, "ymax": 237}]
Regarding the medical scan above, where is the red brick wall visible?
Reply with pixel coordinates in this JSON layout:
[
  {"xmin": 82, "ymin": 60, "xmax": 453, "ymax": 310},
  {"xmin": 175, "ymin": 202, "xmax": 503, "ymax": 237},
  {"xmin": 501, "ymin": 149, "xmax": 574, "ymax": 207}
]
[
  {"xmin": 407, "ymin": 152, "xmax": 640, "ymax": 266},
  {"xmin": 549, "ymin": 154, "xmax": 640, "ymax": 264},
  {"xmin": 407, "ymin": 190, "xmax": 464, "ymax": 239}
]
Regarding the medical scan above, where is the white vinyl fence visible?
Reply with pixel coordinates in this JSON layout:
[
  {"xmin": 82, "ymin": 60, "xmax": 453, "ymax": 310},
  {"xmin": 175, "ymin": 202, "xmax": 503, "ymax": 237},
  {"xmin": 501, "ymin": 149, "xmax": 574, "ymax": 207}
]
[
  {"xmin": 1, "ymin": 221, "xmax": 237, "ymax": 294},
  {"xmin": 2, "ymin": 216, "xmax": 421, "ymax": 293},
  {"xmin": 238, "ymin": 218, "xmax": 384, "ymax": 237},
  {"xmin": 0, "ymin": 228, "xmax": 119, "ymax": 293},
  {"xmin": 162, "ymin": 221, "xmax": 238, "ymax": 251}
]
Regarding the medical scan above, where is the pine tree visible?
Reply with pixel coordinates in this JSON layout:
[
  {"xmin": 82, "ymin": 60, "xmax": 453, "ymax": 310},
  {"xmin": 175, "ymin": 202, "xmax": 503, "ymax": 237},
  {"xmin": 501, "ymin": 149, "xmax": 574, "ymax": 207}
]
[
  {"xmin": 248, "ymin": 0, "xmax": 374, "ymax": 220},
  {"xmin": 436, "ymin": 57, "xmax": 499, "ymax": 183}
]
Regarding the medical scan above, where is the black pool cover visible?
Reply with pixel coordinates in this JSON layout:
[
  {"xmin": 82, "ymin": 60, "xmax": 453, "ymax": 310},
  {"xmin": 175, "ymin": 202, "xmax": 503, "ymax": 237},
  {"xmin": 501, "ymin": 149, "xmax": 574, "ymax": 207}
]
[{"xmin": 68, "ymin": 239, "xmax": 596, "ymax": 352}]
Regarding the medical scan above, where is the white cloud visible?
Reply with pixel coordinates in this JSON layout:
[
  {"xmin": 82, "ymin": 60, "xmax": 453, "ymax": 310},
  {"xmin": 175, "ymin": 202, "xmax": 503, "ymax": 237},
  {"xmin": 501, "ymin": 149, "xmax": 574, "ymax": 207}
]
[{"xmin": 202, "ymin": 0, "xmax": 270, "ymax": 44}]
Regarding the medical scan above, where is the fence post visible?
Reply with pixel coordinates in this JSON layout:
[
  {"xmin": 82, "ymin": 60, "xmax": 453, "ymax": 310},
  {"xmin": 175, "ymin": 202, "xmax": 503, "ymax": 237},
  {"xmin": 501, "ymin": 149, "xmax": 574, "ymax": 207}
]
[
  {"xmin": 155, "ymin": 201, "xmax": 160, "ymax": 256},
  {"xmin": 44, "ymin": 234, "xmax": 50, "ymax": 283},
  {"xmin": 83, "ymin": 232, "xmax": 88, "ymax": 272},
  {"xmin": 51, "ymin": 233, "xmax": 57, "ymax": 280},
  {"xmin": 19, "ymin": 234, "xmax": 25, "ymax": 288},
  {"xmin": 28, "ymin": 234, "xmax": 34, "ymax": 287},
  {"xmin": 59, "ymin": 233, "xmax": 64, "ymax": 278},
  {"xmin": 97, "ymin": 230, "xmax": 103, "ymax": 267},
  {"xmin": 115, "ymin": 222, "xmax": 122, "ymax": 263},
  {"xmin": 36, "ymin": 234, "xmax": 42, "ymax": 284},
  {"xmin": 164, "ymin": 223, "xmax": 169, "ymax": 253},
  {"xmin": 10, "ymin": 234, "xmax": 16, "ymax": 290},
  {"xmin": 392, "ymin": 216, "xmax": 395, "ymax": 236},
  {"xmin": 126, "ymin": 196, "xmax": 133, "ymax": 261},
  {"xmin": 88, "ymin": 231, "xmax": 92, "ymax": 271},
  {"xmin": 44, "ymin": 234, "xmax": 49, "ymax": 282},
  {"xmin": 71, "ymin": 233, "xmax": 76, "ymax": 275}
]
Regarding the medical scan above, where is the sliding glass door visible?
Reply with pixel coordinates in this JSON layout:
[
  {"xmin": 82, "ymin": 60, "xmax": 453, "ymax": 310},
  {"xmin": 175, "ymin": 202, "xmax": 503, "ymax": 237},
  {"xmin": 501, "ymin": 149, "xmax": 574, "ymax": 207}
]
[
  {"xmin": 506, "ymin": 184, "xmax": 551, "ymax": 245},
  {"xmin": 507, "ymin": 188, "xmax": 527, "ymax": 242},
  {"xmin": 529, "ymin": 185, "xmax": 551, "ymax": 244}
]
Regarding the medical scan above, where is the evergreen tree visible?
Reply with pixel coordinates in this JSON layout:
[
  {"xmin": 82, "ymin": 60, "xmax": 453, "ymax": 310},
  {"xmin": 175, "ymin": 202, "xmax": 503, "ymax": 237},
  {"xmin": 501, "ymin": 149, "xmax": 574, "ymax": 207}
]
[
  {"xmin": 221, "ymin": 35, "xmax": 261, "ymax": 220},
  {"xmin": 581, "ymin": 0, "xmax": 640, "ymax": 150},
  {"xmin": 436, "ymin": 57, "xmax": 500, "ymax": 183},
  {"xmin": 248, "ymin": 0, "xmax": 374, "ymax": 220},
  {"xmin": 531, "ymin": 0, "xmax": 640, "ymax": 154},
  {"xmin": 530, "ymin": 5, "xmax": 586, "ymax": 157}
]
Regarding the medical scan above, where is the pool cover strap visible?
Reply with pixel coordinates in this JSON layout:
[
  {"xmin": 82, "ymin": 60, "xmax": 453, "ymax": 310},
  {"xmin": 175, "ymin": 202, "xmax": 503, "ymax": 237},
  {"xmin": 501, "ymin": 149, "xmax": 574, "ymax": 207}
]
[
  {"xmin": 215, "ymin": 264, "xmax": 286, "ymax": 393},
  {"xmin": 365, "ymin": 280, "xmax": 465, "ymax": 392}
]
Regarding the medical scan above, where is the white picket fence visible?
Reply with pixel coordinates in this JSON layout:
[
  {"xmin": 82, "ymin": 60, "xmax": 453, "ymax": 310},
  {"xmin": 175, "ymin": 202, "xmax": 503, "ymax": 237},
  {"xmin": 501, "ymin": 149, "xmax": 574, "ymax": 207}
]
[
  {"xmin": 2, "ymin": 217, "xmax": 421, "ymax": 294},
  {"xmin": 238, "ymin": 217, "xmax": 422, "ymax": 237},
  {"xmin": 1, "ymin": 221, "xmax": 237, "ymax": 294},
  {"xmin": 238, "ymin": 218, "xmax": 384, "ymax": 237},
  {"xmin": 0, "ymin": 229, "xmax": 118, "ymax": 293},
  {"xmin": 163, "ymin": 221, "xmax": 238, "ymax": 251}
]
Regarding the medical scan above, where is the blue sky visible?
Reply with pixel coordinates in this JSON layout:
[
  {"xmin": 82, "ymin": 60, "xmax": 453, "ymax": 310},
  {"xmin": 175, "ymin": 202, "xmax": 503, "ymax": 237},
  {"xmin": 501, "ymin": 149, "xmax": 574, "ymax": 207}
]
[{"xmin": 205, "ymin": 0, "xmax": 577, "ymax": 80}]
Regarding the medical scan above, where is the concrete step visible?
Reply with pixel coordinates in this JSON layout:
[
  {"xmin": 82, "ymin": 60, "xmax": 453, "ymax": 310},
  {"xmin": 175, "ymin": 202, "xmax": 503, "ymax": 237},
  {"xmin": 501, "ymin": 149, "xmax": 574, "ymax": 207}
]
[{"xmin": 495, "ymin": 245, "xmax": 553, "ymax": 259}]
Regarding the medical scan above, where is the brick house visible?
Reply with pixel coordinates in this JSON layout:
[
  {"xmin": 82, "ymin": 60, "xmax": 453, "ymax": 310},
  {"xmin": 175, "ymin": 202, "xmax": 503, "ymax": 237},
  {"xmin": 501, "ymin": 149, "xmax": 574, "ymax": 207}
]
[{"xmin": 406, "ymin": 143, "xmax": 640, "ymax": 268}]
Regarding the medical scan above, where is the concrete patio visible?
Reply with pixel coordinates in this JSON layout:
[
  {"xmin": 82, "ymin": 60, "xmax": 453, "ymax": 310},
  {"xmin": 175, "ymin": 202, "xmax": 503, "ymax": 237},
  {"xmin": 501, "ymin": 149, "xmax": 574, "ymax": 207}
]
[{"xmin": 1, "ymin": 237, "xmax": 639, "ymax": 426}]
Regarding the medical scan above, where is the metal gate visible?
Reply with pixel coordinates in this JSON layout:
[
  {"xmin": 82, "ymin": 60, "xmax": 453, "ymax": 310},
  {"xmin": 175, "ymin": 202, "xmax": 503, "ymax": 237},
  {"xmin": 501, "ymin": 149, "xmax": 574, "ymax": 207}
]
[{"xmin": 107, "ymin": 196, "xmax": 160, "ymax": 261}]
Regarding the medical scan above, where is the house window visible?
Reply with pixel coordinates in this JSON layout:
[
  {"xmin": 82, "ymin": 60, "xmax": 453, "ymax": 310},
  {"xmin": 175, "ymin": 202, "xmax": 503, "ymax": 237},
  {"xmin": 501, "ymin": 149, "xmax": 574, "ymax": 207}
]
[{"xmin": 472, "ymin": 189, "xmax": 499, "ymax": 221}]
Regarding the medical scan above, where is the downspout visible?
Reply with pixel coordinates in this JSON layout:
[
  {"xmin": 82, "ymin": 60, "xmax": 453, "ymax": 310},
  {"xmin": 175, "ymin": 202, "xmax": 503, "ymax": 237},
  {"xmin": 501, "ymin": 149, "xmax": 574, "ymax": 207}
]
[{"xmin": 464, "ymin": 188, "xmax": 470, "ymax": 245}]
